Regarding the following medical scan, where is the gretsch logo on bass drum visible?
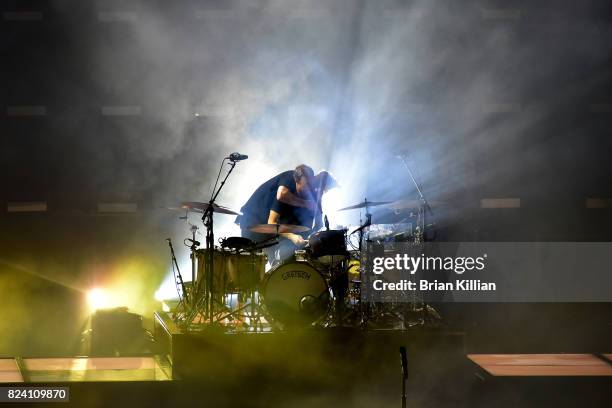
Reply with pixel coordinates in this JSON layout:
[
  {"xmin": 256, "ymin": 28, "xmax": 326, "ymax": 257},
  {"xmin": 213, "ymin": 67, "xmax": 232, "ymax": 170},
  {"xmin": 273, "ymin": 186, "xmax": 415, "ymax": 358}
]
[{"xmin": 281, "ymin": 270, "xmax": 311, "ymax": 280}]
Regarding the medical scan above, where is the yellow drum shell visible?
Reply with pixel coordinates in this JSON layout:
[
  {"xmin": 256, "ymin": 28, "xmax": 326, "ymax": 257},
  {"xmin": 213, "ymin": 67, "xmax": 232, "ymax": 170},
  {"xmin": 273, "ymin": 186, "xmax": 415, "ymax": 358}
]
[{"xmin": 196, "ymin": 249, "xmax": 266, "ymax": 293}]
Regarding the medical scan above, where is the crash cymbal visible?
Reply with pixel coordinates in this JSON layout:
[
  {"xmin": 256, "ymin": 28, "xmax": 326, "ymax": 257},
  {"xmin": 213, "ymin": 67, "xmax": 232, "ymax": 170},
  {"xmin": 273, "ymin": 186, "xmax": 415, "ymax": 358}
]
[
  {"xmin": 338, "ymin": 200, "xmax": 393, "ymax": 211},
  {"xmin": 179, "ymin": 201, "xmax": 241, "ymax": 216},
  {"xmin": 249, "ymin": 223, "xmax": 310, "ymax": 234}
]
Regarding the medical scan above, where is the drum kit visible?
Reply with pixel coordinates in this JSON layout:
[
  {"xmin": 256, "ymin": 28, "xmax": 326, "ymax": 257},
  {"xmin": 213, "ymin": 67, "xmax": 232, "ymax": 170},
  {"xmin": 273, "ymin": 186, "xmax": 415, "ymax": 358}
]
[
  {"xmin": 165, "ymin": 198, "xmax": 440, "ymax": 331},
  {"xmin": 163, "ymin": 154, "xmax": 440, "ymax": 331}
]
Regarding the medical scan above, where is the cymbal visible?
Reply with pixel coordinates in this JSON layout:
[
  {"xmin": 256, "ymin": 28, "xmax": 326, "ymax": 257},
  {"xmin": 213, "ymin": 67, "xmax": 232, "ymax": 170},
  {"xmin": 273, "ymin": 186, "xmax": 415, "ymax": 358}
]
[
  {"xmin": 179, "ymin": 201, "xmax": 241, "ymax": 216},
  {"xmin": 249, "ymin": 224, "xmax": 310, "ymax": 234},
  {"xmin": 338, "ymin": 200, "xmax": 393, "ymax": 211}
]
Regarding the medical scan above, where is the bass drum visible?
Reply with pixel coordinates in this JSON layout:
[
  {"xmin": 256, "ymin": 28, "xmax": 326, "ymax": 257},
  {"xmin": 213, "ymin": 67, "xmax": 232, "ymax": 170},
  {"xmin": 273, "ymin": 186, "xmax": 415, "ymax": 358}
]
[{"xmin": 262, "ymin": 261, "xmax": 330, "ymax": 327}]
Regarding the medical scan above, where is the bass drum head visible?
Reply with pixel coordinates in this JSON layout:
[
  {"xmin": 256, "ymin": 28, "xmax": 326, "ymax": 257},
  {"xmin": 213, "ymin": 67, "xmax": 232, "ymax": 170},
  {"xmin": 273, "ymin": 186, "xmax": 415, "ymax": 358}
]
[{"xmin": 262, "ymin": 261, "xmax": 330, "ymax": 327}]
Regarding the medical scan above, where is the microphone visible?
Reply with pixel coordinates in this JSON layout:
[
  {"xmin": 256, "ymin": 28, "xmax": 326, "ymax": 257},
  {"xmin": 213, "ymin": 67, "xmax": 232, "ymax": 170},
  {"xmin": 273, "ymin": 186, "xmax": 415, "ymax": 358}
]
[
  {"xmin": 228, "ymin": 152, "xmax": 248, "ymax": 162},
  {"xmin": 399, "ymin": 346, "xmax": 408, "ymax": 379},
  {"xmin": 186, "ymin": 238, "xmax": 200, "ymax": 247},
  {"xmin": 324, "ymin": 215, "xmax": 330, "ymax": 231}
]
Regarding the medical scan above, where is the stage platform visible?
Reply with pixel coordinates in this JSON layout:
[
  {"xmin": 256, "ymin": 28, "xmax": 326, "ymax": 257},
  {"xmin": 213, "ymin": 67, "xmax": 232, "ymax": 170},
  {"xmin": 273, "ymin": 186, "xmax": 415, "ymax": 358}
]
[
  {"xmin": 0, "ymin": 313, "xmax": 608, "ymax": 407},
  {"xmin": 153, "ymin": 311, "xmax": 467, "ymax": 371},
  {"xmin": 0, "ymin": 357, "xmax": 171, "ymax": 383},
  {"xmin": 469, "ymin": 353, "xmax": 612, "ymax": 377},
  {"xmin": 152, "ymin": 311, "xmax": 473, "ymax": 405}
]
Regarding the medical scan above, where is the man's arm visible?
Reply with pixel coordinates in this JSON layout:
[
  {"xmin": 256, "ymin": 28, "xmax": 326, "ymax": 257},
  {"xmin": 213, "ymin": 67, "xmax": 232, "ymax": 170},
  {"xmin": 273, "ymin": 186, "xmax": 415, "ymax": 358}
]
[
  {"xmin": 267, "ymin": 210, "xmax": 305, "ymax": 246},
  {"xmin": 276, "ymin": 186, "xmax": 317, "ymax": 211}
]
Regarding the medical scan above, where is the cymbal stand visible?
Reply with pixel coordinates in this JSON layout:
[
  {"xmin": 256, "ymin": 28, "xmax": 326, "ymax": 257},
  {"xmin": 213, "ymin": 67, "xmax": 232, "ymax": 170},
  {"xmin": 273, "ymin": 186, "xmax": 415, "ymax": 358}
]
[
  {"xmin": 166, "ymin": 238, "xmax": 189, "ymax": 323},
  {"xmin": 397, "ymin": 155, "xmax": 433, "ymax": 235},
  {"xmin": 397, "ymin": 154, "xmax": 436, "ymax": 325},
  {"xmin": 187, "ymin": 224, "xmax": 200, "ymax": 311},
  {"xmin": 350, "ymin": 199, "xmax": 372, "ymax": 328},
  {"xmin": 196, "ymin": 158, "xmax": 239, "ymax": 324},
  {"xmin": 350, "ymin": 198, "xmax": 372, "ymax": 253}
]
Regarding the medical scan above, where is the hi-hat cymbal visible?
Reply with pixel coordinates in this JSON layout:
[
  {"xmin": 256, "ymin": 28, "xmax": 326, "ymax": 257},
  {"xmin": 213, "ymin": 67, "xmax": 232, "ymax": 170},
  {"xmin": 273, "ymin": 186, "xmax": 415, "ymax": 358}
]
[
  {"xmin": 338, "ymin": 200, "xmax": 393, "ymax": 211},
  {"xmin": 249, "ymin": 224, "xmax": 310, "ymax": 234},
  {"xmin": 179, "ymin": 201, "xmax": 241, "ymax": 216}
]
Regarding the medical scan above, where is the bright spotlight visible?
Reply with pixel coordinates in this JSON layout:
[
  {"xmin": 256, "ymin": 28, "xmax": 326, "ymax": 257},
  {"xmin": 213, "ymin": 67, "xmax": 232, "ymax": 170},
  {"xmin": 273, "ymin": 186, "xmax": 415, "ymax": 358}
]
[
  {"xmin": 322, "ymin": 188, "xmax": 348, "ymax": 228},
  {"xmin": 87, "ymin": 288, "xmax": 109, "ymax": 312}
]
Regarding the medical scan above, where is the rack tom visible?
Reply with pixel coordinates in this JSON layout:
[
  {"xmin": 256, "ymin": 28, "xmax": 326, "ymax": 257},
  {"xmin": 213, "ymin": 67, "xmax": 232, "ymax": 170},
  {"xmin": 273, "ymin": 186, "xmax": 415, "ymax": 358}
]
[{"xmin": 308, "ymin": 229, "xmax": 347, "ymax": 264}]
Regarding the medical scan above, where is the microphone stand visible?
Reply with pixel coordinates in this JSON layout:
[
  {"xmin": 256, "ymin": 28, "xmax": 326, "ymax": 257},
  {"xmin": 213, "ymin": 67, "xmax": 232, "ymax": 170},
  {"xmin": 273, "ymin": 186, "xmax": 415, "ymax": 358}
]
[
  {"xmin": 198, "ymin": 159, "xmax": 238, "ymax": 324},
  {"xmin": 167, "ymin": 238, "xmax": 188, "ymax": 307},
  {"xmin": 399, "ymin": 346, "xmax": 408, "ymax": 408}
]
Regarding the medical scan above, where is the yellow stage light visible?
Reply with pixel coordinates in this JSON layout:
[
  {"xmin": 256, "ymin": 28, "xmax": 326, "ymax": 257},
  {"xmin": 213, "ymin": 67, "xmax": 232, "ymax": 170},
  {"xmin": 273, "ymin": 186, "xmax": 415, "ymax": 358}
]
[
  {"xmin": 86, "ymin": 287, "xmax": 132, "ymax": 313},
  {"xmin": 87, "ymin": 288, "xmax": 109, "ymax": 312}
]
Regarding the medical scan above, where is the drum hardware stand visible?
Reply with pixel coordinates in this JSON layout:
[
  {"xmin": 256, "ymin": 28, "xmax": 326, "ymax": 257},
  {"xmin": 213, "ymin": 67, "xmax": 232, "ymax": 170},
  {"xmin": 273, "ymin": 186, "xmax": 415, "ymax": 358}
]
[
  {"xmin": 327, "ymin": 260, "xmax": 349, "ymax": 327},
  {"xmin": 187, "ymin": 224, "xmax": 200, "ymax": 310},
  {"xmin": 350, "ymin": 199, "xmax": 372, "ymax": 253},
  {"xmin": 248, "ymin": 253, "xmax": 268, "ymax": 332},
  {"xmin": 349, "ymin": 201, "xmax": 373, "ymax": 328},
  {"xmin": 166, "ymin": 238, "xmax": 190, "ymax": 323},
  {"xmin": 397, "ymin": 154, "xmax": 439, "ymax": 326},
  {"xmin": 397, "ymin": 155, "xmax": 434, "ymax": 232},
  {"xmin": 214, "ymin": 298, "xmax": 259, "ymax": 329},
  {"xmin": 246, "ymin": 289, "xmax": 263, "ymax": 332},
  {"xmin": 189, "ymin": 288, "xmax": 258, "ymax": 329},
  {"xmin": 195, "ymin": 157, "xmax": 240, "ymax": 324}
]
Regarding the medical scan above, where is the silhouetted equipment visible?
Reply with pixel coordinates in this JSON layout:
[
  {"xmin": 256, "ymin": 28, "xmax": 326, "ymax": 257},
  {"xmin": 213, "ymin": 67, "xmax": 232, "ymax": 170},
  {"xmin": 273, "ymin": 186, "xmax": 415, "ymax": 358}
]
[{"xmin": 88, "ymin": 307, "xmax": 153, "ymax": 356}]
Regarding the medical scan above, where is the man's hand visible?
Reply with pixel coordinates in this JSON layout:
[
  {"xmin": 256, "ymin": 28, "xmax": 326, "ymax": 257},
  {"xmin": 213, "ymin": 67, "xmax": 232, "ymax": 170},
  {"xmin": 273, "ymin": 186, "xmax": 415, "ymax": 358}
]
[{"xmin": 284, "ymin": 233, "xmax": 306, "ymax": 246}]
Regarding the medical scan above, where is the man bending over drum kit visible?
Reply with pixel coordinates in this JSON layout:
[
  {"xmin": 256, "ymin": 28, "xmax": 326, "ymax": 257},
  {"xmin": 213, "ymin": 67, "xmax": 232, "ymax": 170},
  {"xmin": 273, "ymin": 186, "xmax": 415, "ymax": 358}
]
[{"xmin": 236, "ymin": 164, "xmax": 338, "ymax": 265}]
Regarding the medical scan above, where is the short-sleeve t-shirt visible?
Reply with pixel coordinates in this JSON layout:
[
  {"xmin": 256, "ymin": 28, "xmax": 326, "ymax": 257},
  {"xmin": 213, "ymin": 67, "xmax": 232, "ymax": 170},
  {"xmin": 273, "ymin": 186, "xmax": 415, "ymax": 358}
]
[
  {"xmin": 238, "ymin": 170, "xmax": 320, "ymax": 231},
  {"xmin": 239, "ymin": 170, "xmax": 295, "ymax": 225}
]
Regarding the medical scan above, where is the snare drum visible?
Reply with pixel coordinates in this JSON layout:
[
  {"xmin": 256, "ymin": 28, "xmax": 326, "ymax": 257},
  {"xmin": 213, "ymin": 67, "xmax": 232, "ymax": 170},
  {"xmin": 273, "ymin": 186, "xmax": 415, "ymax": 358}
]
[{"xmin": 261, "ymin": 260, "xmax": 330, "ymax": 326}]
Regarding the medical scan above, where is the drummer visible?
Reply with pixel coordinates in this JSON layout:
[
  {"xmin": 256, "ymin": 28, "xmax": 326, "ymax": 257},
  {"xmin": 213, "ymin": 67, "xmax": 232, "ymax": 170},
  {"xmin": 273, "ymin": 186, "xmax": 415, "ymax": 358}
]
[
  {"xmin": 267, "ymin": 170, "xmax": 338, "ymax": 247},
  {"xmin": 236, "ymin": 165, "xmax": 337, "ymax": 265}
]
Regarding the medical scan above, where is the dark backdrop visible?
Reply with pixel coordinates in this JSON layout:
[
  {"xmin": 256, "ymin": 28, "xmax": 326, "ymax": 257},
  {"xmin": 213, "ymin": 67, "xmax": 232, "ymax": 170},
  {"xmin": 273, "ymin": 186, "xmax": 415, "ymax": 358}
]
[{"xmin": 1, "ymin": 0, "xmax": 611, "ymax": 356}]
